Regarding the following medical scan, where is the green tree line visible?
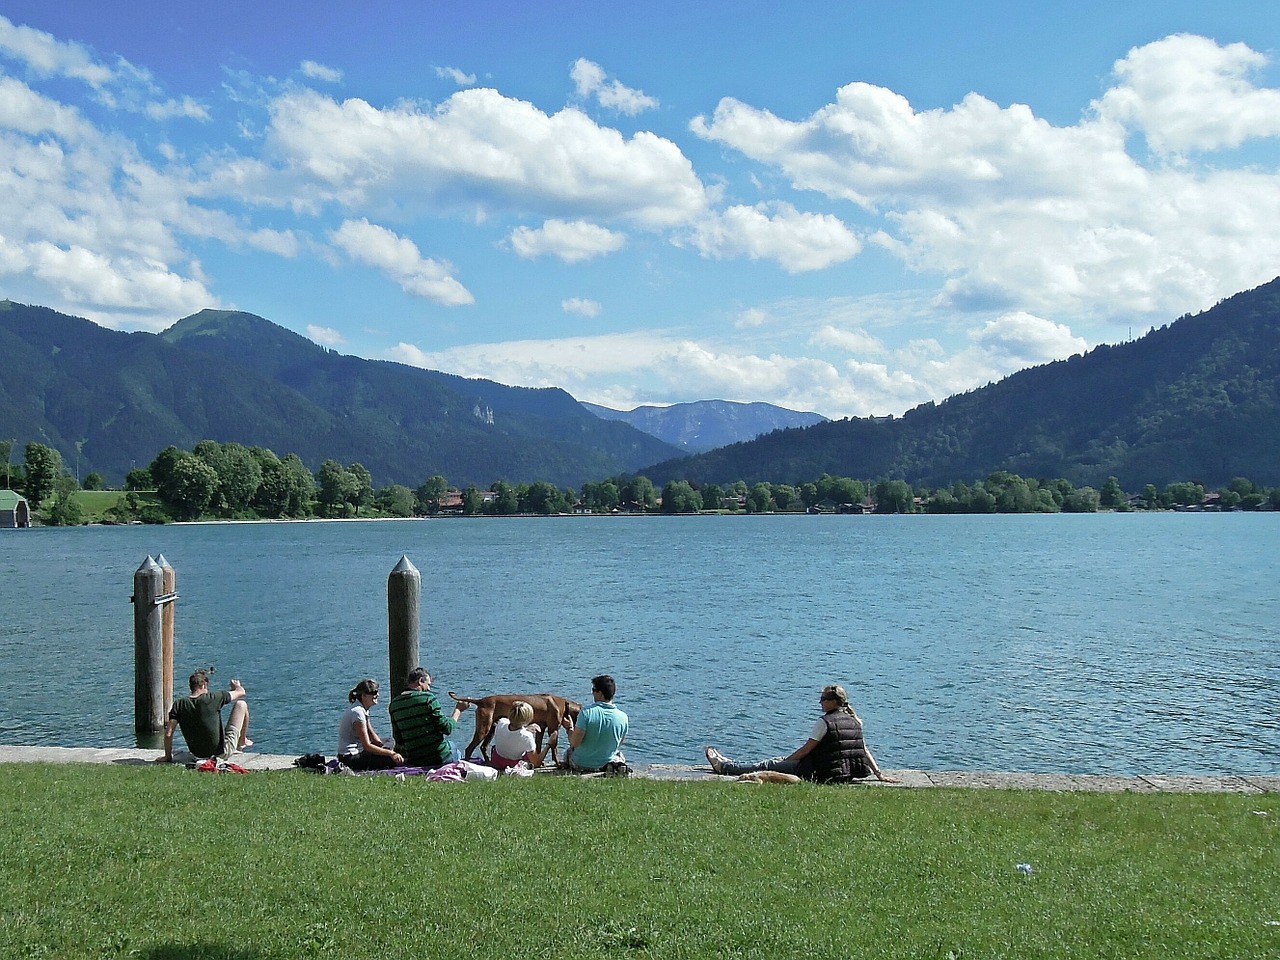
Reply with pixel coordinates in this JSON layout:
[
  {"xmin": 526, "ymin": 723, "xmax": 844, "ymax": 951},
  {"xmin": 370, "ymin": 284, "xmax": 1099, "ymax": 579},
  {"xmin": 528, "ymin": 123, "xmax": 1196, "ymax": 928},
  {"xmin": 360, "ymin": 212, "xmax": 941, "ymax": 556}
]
[{"xmin": 9, "ymin": 440, "xmax": 1279, "ymax": 526}]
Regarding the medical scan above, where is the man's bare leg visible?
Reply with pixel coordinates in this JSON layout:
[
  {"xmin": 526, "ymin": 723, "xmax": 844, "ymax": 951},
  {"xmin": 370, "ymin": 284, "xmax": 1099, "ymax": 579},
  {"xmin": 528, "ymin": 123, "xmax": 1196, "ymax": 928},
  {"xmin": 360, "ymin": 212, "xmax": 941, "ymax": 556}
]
[{"xmin": 228, "ymin": 699, "xmax": 253, "ymax": 749}]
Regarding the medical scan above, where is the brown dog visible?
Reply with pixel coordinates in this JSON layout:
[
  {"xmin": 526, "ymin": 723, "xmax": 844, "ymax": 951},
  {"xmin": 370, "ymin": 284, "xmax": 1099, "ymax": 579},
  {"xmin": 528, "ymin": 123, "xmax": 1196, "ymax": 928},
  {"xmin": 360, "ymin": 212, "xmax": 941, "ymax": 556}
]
[{"xmin": 448, "ymin": 692, "xmax": 582, "ymax": 765}]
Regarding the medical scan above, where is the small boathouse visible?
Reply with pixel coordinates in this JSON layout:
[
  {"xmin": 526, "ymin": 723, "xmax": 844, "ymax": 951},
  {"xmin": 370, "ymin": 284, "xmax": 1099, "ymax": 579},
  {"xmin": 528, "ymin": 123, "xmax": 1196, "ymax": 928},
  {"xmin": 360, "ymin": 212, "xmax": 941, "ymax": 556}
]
[{"xmin": 0, "ymin": 490, "xmax": 31, "ymax": 528}]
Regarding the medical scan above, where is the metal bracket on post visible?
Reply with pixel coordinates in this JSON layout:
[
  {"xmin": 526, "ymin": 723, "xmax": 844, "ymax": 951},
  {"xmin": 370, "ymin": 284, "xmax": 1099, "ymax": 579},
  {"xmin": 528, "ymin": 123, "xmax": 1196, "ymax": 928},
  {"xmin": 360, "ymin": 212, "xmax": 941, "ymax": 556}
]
[{"xmin": 153, "ymin": 592, "xmax": 179, "ymax": 606}]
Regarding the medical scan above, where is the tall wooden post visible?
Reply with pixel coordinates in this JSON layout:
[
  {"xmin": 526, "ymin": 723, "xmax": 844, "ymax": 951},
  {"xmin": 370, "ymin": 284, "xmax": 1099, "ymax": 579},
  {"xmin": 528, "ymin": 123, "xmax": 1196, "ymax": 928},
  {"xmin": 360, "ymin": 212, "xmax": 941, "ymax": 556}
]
[
  {"xmin": 133, "ymin": 556, "xmax": 165, "ymax": 734},
  {"xmin": 156, "ymin": 554, "xmax": 176, "ymax": 718},
  {"xmin": 387, "ymin": 555, "xmax": 421, "ymax": 692}
]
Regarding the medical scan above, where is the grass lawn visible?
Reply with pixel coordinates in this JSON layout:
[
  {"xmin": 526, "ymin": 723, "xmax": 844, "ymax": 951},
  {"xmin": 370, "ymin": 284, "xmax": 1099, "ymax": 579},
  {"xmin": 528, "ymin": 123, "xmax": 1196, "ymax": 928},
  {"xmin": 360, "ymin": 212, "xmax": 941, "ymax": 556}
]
[
  {"xmin": 73, "ymin": 489, "xmax": 127, "ymax": 521},
  {"xmin": 1, "ymin": 765, "xmax": 1276, "ymax": 959},
  {"xmin": 30, "ymin": 489, "xmax": 162, "ymax": 524}
]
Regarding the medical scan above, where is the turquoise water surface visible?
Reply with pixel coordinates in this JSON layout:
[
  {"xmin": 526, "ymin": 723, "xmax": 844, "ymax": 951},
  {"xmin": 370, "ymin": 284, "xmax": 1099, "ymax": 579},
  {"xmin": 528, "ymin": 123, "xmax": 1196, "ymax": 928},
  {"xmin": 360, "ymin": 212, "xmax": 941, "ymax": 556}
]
[{"xmin": 1, "ymin": 512, "xmax": 1276, "ymax": 774}]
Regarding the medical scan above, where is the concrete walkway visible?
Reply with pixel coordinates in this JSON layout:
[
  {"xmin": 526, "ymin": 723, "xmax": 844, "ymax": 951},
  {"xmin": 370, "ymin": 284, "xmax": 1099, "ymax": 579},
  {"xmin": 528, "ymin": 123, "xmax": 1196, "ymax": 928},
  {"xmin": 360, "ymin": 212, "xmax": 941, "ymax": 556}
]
[{"xmin": 2, "ymin": 745, "xmax": 1277, "ymax": 792}]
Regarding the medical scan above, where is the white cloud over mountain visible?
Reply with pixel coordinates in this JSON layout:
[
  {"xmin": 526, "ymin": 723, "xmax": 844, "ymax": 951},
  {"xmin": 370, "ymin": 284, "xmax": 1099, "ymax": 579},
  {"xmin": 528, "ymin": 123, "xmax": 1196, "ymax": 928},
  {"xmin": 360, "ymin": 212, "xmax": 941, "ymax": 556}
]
[
  {"xmin": 691, "ymin": 32, "xmax": 1280, "ymax": 323},
  {"xmin": 1095, "ymin": 34, "xmax": 1280, "ymax": 155},
  {"xmin": 328, "ymin": 219, "xmax": 473, "ymax": 306}
]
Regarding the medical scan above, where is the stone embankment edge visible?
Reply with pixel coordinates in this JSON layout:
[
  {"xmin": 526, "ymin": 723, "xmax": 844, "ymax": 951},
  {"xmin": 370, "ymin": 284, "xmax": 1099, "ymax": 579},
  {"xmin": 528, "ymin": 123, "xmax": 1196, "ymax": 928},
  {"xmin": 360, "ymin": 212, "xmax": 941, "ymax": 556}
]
[{"xmin": 1, "ymin": 746, "xmax": 1277, "ymax": 793}]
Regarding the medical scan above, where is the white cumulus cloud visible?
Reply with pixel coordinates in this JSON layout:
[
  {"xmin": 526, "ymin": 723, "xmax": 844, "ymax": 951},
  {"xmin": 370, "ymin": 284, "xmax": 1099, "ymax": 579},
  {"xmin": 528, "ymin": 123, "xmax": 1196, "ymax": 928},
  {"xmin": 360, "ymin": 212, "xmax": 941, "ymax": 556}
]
[
  {"xmin": 689, "ymin": 202, "xmax": 861, "ymax": 273},
  {"xmin": 329, "ymin": 219, "xmax": 473, "ymax": 305},
  {"xmin": 0, "ymin": 14, "xmax": 115, "ymax": 88},
  {"xmin": 510, "ymin": 219, "xmax": 626, "ymax": 262},
  {"xmin": 0, "ymin": 75, "xmax": 225, "ymax": 327},
  {"xmin": 562, "ymin": 297, "xmax": 602, "ymax": 318},
  {"xmin": 263, "ymin": 87, "xmax": 706, "ymax": 227},
  {"xmin": 386, "ymin": 331, "xmax": 908, "ymax": 418},
  {"xmin": 1094, "ymin": 34, "xmax": 1280, "ymax": 155},
  {"xmin": 571, "ymin": 58, "xmax": 659, "ymax": 115},
  {"xmin": 381, "ymin": 298, "xmax": 1094, "ymax": 419},
  {"xmin": 0, "ymin": 14, "xmax": 207, "ymax": 122},
  {"xmin": 968, "ymin": 311, "xmax": 1086, "ymax": 363},
  {"xmin": 300, "ymin": 60, "xmax": 343, "ymax": 84},
  {"xmin": 692, "ymin": 35, "xmax": 1280, "ymax": 321},
  {"xmin": 307, "ymin": 324, "xmax": 345, "ymax": 346},
  {"xmin": 890, "ymin": 316, "xmax": 1090, "ymax": 401},
  {"xmin": 17, "ymin": 241, "xmax": 213, "ymax": 326},
  {"xmin": 434, "ymin": 65, "xmax": 476, "ymax": 86},
  {"xmin": 812, "ymin": 325, "xmax": 887, "ymax": 356},
  {"xmin": 145, "ymin": 96, "xmax": 210, "ymax": 122}
]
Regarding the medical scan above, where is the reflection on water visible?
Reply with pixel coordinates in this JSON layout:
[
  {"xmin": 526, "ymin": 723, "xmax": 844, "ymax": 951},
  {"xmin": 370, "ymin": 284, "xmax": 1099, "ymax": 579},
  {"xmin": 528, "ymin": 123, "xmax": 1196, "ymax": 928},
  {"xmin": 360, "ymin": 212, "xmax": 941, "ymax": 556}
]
[{"xmin": 1, "ymin": 513, "xmax": 1277, "ymax": 774}]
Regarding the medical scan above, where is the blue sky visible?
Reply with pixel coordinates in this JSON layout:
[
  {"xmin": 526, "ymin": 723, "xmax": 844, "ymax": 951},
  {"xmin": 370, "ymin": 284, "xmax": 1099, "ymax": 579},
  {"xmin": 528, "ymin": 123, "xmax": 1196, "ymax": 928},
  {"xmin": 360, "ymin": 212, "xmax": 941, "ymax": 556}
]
[{"xmin": 2, "ymin": 2, "xmax": 1278, "ymax": 418}]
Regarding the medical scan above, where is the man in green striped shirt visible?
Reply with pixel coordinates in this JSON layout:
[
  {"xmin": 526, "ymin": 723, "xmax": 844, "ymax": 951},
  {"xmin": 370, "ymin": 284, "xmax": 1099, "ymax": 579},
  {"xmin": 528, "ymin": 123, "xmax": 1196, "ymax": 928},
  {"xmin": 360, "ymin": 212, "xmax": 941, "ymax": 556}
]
[{"xmin": 389, "ymin": 667, "xmax": 464, "ymax": 767}]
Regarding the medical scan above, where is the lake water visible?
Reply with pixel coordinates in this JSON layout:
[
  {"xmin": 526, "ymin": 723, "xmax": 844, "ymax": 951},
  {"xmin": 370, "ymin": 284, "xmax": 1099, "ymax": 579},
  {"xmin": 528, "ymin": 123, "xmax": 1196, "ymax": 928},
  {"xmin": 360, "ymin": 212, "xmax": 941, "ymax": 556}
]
[{"xmin": 1, "ymin": 513, "xmax": 1277, "ymax": 775}]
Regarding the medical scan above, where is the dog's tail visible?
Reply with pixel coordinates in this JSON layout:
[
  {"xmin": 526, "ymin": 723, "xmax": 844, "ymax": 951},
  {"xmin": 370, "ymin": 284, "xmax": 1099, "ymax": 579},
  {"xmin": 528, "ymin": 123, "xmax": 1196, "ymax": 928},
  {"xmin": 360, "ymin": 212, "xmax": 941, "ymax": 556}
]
[{"xmin": 447, "ymin": 691, "xmax": 482, "ymax": 706}]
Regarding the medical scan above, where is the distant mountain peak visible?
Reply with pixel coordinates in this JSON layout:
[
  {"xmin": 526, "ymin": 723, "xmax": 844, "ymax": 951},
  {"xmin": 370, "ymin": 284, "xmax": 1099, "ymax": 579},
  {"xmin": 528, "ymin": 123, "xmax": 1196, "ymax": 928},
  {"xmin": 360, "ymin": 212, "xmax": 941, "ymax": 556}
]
[
  {"xmin": 166, "ymin": 309, "xmax": 318, "ymax": 347},
  {"xmin": 582, "ymin": 398, "xmax": 827, "ymax": 453}
]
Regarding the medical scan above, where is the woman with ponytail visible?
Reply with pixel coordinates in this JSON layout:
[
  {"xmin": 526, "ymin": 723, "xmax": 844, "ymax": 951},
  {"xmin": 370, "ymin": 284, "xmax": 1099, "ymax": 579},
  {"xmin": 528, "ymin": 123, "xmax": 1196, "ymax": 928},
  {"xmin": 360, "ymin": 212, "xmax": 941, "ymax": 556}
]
[
  {"xmin": 337, "ymin": 679, "xmax": 404, "ymax": 770},
  {"xmin": 705, "ymin": 684, "xmax": 897, "ymax": 783}
]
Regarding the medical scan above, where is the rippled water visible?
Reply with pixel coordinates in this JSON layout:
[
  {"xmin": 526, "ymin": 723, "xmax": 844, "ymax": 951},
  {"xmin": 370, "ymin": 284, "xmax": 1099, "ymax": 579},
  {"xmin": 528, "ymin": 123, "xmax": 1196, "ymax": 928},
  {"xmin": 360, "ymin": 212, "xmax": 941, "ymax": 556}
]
[{"xmin": 1, "ymin": 513, "xmax": 1276, "ymax": 774}]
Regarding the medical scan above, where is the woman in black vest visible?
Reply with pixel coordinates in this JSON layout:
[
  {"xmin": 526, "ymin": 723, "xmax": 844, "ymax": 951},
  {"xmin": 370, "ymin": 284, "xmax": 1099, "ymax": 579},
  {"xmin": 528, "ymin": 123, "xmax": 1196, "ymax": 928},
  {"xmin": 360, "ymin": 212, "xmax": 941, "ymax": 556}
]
[{"xmin": 705, "ymin": 684, "xmax": 897, "ymax": 783}]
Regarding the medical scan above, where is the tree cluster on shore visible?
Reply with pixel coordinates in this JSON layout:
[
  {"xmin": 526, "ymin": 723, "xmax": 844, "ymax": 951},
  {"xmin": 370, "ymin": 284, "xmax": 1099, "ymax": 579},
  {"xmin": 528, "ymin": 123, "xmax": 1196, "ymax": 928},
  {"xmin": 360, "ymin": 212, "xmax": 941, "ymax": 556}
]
[{"xmin": 6, "ymin": 439, "xmax": 1277, "ymax": 526}]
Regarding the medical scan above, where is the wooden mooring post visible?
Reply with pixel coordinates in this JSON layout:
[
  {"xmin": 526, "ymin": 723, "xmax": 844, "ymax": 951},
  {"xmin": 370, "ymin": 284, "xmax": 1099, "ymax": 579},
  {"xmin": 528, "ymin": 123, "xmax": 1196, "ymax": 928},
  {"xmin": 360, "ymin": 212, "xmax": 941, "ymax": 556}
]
[
  {"xmin": 387, "ymin": 555, "xmax": 421, "ymax": 692},
  {"xmin": 156, "ymin": 554, "xmax": 176, "ymax": 719},
  {"xmin": 133, "ymin": 555, "xmax": 180, "ymax": 734}
]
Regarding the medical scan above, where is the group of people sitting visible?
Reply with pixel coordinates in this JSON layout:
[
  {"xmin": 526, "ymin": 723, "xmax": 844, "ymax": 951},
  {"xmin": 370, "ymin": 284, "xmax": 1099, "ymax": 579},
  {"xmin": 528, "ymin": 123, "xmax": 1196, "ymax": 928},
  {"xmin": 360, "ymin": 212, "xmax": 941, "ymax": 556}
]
[
  {"xmin": 163, "ymin": 667, "xmax": 896, "ymax": 784},
  {"xmin": 335, "ymin": 669, "xmax": 628, "ymax": 774},
  {"xmin": 163, "ymin": 667, "xmax": 631, "ymax": 775}
]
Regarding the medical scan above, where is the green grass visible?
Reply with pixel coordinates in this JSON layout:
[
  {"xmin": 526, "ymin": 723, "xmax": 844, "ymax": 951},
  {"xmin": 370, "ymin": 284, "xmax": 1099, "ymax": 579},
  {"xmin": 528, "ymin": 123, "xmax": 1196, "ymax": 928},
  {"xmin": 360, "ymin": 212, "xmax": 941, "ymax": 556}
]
[
  {"xmin": 1, "ymin": 765, "xmax": 1276, "ymax": 959},
  {"xmin": 32, "ymin": 489, "xmax": 163, "ymax": 524},
  {"xmin": 73, "ymin": 489, "xmax": 127, "ymax": 520}
]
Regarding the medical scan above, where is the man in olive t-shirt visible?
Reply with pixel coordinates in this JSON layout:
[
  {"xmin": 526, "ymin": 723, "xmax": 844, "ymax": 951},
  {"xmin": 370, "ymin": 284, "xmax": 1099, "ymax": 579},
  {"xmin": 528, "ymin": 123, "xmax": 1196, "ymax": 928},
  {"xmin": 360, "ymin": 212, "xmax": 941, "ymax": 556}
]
[{"xmin": 163, "ymin": 670, "xmax": 252, "ymax": 761}]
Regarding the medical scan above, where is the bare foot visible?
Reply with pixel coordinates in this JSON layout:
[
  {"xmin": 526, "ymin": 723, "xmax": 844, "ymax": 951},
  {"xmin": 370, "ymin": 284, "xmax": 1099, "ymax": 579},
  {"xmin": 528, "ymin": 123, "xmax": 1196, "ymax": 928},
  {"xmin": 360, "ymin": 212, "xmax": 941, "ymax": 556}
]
[
  {"xmin": 241, "ymin": 739, "xmax": 254, "ymax": 749},
  {"xmin": 704, "ymin": 745, "xmax": 729, "ymax": 774}
]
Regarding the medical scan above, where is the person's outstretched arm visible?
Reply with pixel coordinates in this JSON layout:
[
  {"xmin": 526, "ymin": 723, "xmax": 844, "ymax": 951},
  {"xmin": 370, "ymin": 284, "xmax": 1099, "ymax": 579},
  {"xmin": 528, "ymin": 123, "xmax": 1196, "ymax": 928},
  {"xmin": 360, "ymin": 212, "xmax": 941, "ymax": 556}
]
[
  {"xmin": 782, "ymin": 738, "xmax": 820, "ymax": 763},
  {"xmin": 161, "ymin": 717, "xmax": 178, "ymax": 762},
  {"xmin": 864, "ymin": 747, "xmax": 898, "ymax": 783},
  {"xmin": 529, "ymin": 727, "xmax": 560, "ymax": 767}
]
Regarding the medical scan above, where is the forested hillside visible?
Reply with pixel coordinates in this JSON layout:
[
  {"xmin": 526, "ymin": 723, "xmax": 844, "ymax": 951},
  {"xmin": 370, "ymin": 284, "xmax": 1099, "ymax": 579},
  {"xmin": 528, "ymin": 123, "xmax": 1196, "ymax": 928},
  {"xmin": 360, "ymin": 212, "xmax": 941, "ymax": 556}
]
[
  {"xmin": 642, "ymin": 277, "xmax": 1280, "ymax": 489},
  {"xmin": 5, "ymin": 275, "xmax": 1278, "ymax": 495},
  {"xmin": 0, "ymin": 303, "xmax": 679, "ymax": 487}
]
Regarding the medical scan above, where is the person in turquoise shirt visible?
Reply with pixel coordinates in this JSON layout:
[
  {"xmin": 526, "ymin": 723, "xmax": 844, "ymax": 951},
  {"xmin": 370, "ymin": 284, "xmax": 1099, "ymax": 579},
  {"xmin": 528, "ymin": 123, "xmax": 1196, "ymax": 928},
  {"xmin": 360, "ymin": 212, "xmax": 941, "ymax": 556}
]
[{"xmin": 565, "ymin": 674, "xmax": 628, "ymax": 772}]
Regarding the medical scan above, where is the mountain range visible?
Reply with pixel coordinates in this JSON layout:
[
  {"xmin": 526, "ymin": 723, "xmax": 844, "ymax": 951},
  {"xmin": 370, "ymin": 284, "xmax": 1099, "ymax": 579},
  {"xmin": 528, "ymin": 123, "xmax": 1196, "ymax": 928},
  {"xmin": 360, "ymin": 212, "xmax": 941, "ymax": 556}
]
[
  {"xmin": 644, "ymin": 277, "xmax": 1280, "ymax": 490},
  {"xmin": 581, "ymin": 400, "xmax": 826, "ymax": 453},
  {"xmin": 3, "ymin": 275, "xmax": 1278, "ymax": 493},
  {"xmin": 0, "ymin": 303, "xmax": 681, "ymax": 488}
]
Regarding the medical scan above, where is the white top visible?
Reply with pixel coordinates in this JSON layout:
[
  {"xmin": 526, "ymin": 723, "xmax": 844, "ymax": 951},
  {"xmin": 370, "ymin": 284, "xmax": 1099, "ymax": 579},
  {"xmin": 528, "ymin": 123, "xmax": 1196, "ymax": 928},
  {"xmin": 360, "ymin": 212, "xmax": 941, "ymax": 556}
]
[
  {"xmin": 337, "ymin": 703, "xmax": 370, "ymax": 756},
  {"xmin": 491, "ymin": 717, "xmax": 537, "ymax": 761}
]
